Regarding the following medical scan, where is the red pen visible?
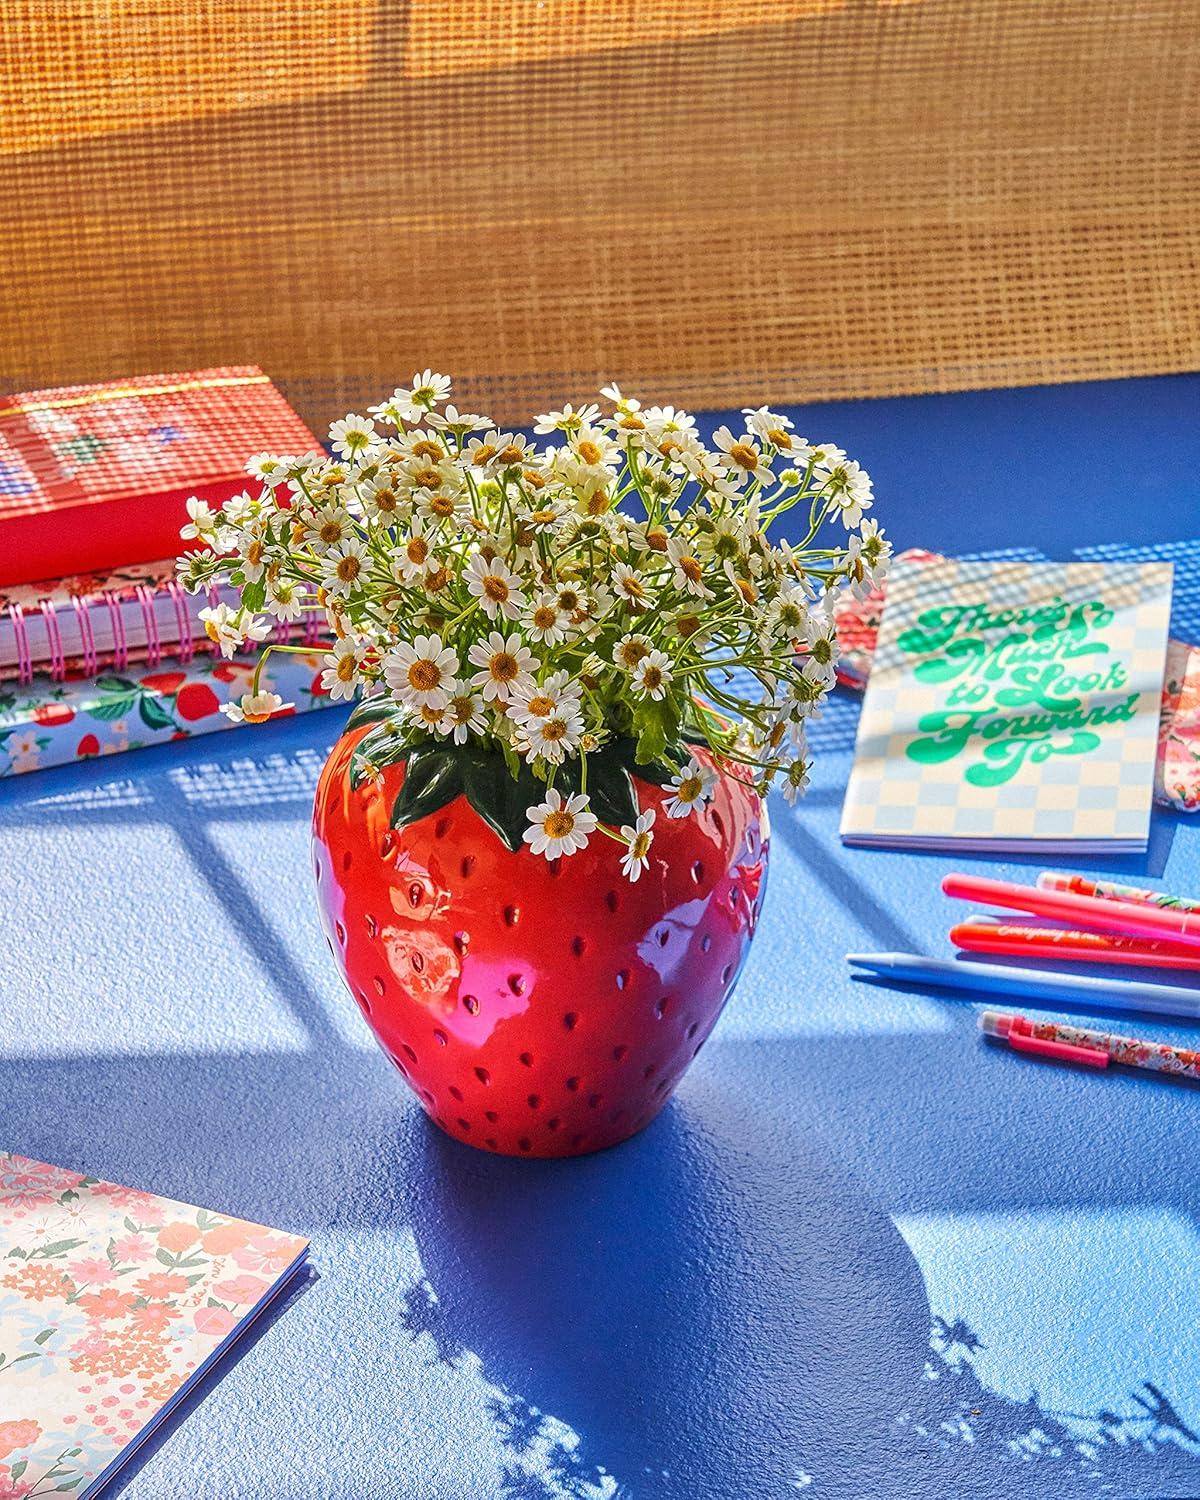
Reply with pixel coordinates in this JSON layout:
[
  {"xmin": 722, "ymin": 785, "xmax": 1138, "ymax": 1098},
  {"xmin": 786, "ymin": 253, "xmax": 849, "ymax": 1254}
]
[
  {"xmin": 1037, "ymin": 872, "xmax": 1200, "ymax": 915},
  {"xmin": 941, "ymin": 873, "xmax": 1200, "ymax": 950},
  {"xmin": 980, "ymin": 1010, "xmax": 1200, "ymax": 1081},
  {"xmin": 950, "ymin": 919, "xmax": 1200, "ymax": 971}
]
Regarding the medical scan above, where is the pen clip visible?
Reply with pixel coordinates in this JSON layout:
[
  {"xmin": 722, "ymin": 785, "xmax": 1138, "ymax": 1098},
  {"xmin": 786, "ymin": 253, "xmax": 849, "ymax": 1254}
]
[{"xmin": 1006, "ymin": 1016, "xmax": 1109, "ymax": 1069}]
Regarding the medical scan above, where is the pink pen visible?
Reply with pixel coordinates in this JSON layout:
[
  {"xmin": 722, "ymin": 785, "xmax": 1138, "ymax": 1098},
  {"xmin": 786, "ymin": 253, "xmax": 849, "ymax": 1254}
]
[
  {"xmin": 980, "ymin": 1010, "xmax": 1200, "ymax": 1081},
  {"xmin": 941, "ymin": 873, "xmax": 1200, "ymax": 951}
]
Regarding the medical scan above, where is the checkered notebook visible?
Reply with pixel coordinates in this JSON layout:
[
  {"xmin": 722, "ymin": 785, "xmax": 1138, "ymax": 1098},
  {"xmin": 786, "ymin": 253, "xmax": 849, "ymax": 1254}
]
[{"xmin": 840, "ymin": 557, "xmax": 1173, "ymax": 853}]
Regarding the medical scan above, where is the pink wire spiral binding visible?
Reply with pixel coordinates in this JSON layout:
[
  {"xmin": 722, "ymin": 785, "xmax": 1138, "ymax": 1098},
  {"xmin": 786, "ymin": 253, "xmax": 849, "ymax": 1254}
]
[
  {"xmin": 8, "ymin": 604, "xmax": 33, "ymax": 686},
  {"xmin": 103, "ymin": 590, "xmax": 129, "ymax": 671},
  {"xmin": 134, "ymin": 583, "xmax": 162, "ymax": 668},
  {"xmin": 39, "ymin": 598, "xmax": 67, "ymax": 681},
  {"xmin": 166, "ymin": 579, "xmax": 195, "ymax": 664},
  {"xmin": 71, "ymin": 594, "xmax": 99, "ymax": 678}
]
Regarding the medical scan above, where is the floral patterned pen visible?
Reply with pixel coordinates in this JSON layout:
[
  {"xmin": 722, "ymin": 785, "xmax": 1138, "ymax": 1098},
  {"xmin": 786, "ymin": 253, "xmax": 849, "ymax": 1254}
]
[
  {"xmin": 1038, "ymin": 871, "xmax": 1200, "ymax": 915},
  {"xmin": 980, "ymin": 1010, "xmax": 1200, "ymax": 1081}
]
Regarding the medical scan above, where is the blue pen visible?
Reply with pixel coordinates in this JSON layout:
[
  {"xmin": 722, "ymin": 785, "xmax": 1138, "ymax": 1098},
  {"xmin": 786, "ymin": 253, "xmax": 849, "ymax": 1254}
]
[{"xmin": 847, "ymin": 951, "xmax": 1200, "ymax": 1021}]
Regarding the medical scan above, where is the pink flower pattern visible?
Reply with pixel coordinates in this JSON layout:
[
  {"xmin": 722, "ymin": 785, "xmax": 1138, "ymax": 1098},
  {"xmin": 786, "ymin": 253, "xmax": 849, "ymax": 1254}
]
[{"xmin": 0, "ymin": 1153, "xmax": 307, "ymax": 1496}]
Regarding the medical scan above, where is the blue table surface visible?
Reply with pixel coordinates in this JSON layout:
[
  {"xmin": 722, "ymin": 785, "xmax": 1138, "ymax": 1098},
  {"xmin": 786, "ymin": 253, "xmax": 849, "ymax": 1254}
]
[{"xmin": 4, "ymin": 372, "xmax": 1200, "ymax": 1500}]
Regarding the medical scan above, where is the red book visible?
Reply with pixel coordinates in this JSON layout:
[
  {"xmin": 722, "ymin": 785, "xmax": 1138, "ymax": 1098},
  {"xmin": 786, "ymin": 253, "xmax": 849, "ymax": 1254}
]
[{"xmin": 0, "ymin": 367, "xmax": 318, "ymax": 586}]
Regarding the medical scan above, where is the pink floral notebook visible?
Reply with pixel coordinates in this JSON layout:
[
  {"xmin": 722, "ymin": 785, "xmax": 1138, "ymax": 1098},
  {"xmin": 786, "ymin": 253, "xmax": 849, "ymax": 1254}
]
[{"xmin": 0, "ymin": 1154, "xmax": 309, "ymax": 1497}]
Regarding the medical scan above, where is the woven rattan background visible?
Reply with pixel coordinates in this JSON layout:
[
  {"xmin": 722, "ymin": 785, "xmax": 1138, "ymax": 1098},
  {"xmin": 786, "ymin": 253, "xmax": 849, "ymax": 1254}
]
[{"xmin": 2, "ymin": 1, "xmax": 1198, "ymax": 428}]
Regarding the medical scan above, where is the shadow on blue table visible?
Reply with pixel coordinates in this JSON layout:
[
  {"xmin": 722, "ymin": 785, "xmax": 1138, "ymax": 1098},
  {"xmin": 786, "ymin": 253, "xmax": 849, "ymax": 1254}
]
[
  {"xmin": 5, "ymin": 676, "xmax": 1200, "ymax": 1496},
  {"xmin": 399, "ymin": 1089, "xmax": 1200, "ymax": 1500}
]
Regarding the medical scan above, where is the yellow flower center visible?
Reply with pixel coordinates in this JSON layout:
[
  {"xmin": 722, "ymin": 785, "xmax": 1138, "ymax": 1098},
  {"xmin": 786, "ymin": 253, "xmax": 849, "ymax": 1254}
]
[
  {"xmin": 642, "ymin": 664, "xmax": 664, "ymax": 691},
  {"xmin": 767, "ymin": 428, "xmax": 792, "ymax": 448},
  {"xmin": 203, "ymin": 620, "xmax": 223, "ymax": 644},
  {"xmin": 620, "ymin": 575, "xmax": 645, "ymax": 599},
  {"xmin": 558, "ymin": 590, "xmax": 580, "ymax": 611},
  {"xmin": 678, "ymin": 775, "xmax": 702, "ymax": 802},
  {"xmin": 497, "ymin": 444, "xmax": 524, "ymax": 466},
  {"xmin": 531, "ymin": 508, "xmax": 558, "ymax": 528},
  {"xmin": 407, "ymin": 537, "xmax": 429, "ymax": 564},
  {"xmin": 541, "ymin": 717, "xmax": 568, "ymax": 742},
  {"xmin": 408, "ymin": 659, "xmax": 442, "ymax": 692},
  {"xmin": 247, "ymin": 539, "xmax": 264, "ymax": 566},
  {"xmin": 523, "ymin": 469, "xmax": 547, "ymax": 490},
  {"xmin": 449, "ymin": 695, "xmax": 474, "ymax": 723},
  {"xmin": 577, "ymin": 440, "xmax": 602, "ymax": 465},
  {"xmin": 619, "ymin": 640, "xmax": 650, "ymax": 667},
  {"xmin": 411, "ymin": 439, "xmax": 442, "ymax": 461},
  {"xmin": 482, "ymin": 575, "xmax": 510, "ymax": 603},
  {"xmin": 336, "ymin": 555, "xmax": 361, "ymax": 582},
  {"xmin": 319, "ymin": 519, "xmax": 344, "ymax": 545},
  {"xmin": 532, "ymin": 607, "xmax": 557, "ymax": 632},
  {"xmin": 527, "ymin": 693, "xmax": 554, "ymax": 716},
  {"xmin": 428, "ymin": 494, "xmax": 456, "ymax": 518},
  {"xmin": 678, "ymin": 554, "xmax": 702, "ymax": 583},
  {"xmin": 631, "ymin": 831, "xmax": 651, "ymax": 858},
  {"xmin": 490, "ymin": 651, "xmax": 519, "ymax": 682},
  {"xmin": 472, "ymin": 443, "xmax": 497, "ymax": 464},
  {"xmin": 336, "ymin": 655, "xmax": 357, "ymax": 681},
  {"xmin": 543, "ymin": 809, "xmax": 574, "ymax": 838},
  {"xmin": 244, "ymin": 705, "xmax": 274, "ymax": 723},
  {"xmin": 375, "ymin": 488, "xmax": 399, "ymax": 513},
  {"xmin": 412, "ymin": 466, "xmax": 441, "ymax": 490},
  {"xmin": 729, "ymin": 442, "xmax": 758, "ymax": 470}
]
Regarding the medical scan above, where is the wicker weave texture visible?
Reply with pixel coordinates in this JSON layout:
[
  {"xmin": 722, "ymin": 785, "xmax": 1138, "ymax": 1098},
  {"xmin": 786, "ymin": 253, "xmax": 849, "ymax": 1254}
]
[{"xmin": 2, "ymin": 0, "xmax": 1197, "ymax": 428}]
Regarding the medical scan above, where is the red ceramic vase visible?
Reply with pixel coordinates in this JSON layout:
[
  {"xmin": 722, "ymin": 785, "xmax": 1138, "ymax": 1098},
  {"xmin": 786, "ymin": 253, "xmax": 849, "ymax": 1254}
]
[{"xmin": 311, "ymin": 727, "xmax": 769, "ymax": 1157}]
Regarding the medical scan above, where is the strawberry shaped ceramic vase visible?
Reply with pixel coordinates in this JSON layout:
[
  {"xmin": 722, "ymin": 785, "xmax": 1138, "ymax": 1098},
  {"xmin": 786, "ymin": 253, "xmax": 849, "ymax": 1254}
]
[{"xmin": 312, "ymin": 723, "xmax": 769, "ymax": 1157}]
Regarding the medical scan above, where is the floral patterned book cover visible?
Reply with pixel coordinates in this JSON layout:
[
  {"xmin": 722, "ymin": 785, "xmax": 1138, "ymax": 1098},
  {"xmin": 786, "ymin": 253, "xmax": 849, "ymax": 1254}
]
[{"xmin": 0, "ymin": 1154, "xmax": 309, "ymax": 1498}]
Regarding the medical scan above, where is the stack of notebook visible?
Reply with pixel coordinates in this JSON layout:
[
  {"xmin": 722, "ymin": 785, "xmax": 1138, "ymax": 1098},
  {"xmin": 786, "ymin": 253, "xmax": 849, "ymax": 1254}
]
[{"xmin": 0, "ymin": 369, "xmax": 338, "ymax": 778}]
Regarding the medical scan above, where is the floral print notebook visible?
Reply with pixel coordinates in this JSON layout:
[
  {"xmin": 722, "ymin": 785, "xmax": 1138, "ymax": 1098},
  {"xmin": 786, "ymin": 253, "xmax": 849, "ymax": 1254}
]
[{"xmin": 0, "ymin": 1155, "xmax": 308, "ymax": 1498}]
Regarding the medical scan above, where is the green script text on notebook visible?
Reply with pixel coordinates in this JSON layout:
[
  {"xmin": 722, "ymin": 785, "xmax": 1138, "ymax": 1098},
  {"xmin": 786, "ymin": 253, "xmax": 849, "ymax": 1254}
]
[{"xmin": 840, "ymin": 556, "xmax": 1173, "ymax": 854}]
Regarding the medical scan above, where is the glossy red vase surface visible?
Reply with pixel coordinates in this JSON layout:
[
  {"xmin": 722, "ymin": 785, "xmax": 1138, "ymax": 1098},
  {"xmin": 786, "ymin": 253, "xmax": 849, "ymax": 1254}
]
[{"xmin": 312, "ymin": 727, "xmax": 769, "ymax": 1156}]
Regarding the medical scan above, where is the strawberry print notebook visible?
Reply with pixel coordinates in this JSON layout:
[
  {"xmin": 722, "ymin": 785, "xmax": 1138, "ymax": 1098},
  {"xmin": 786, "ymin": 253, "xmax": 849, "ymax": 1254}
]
[
  {"xmin": 0, "ymin": 1155, "xmax": 308, "ymax": 1497},
  {"xmin": 840, "ymin": 556, "xmax": 1173, "ymax": 853}
]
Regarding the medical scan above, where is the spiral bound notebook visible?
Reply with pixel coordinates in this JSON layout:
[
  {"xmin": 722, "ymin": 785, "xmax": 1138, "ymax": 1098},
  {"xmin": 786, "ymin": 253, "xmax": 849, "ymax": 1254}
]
[
  {"xmin": 840, "ymin": 555, "xmax": 1173, "ymax": 853},
  {"xmin": 0, "ymin": 559, "xmax": 322, "ymax": 685},
  {"xmin": 0, "ymin": 1153, "xmax": 309, "ymax": 1498}
]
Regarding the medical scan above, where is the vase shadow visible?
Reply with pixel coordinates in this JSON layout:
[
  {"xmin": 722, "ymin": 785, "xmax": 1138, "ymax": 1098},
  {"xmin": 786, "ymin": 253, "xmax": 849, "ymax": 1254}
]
[{"xmin": 403, "ymin": 1079, "xmax": 932, "ymax": 1499}]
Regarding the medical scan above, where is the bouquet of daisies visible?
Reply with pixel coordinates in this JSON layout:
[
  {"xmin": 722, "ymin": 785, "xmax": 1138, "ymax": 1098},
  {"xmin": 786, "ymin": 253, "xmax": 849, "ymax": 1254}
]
[{"xmin": 177, "ymin": 372, "xmax": 888, "ymax": 877}]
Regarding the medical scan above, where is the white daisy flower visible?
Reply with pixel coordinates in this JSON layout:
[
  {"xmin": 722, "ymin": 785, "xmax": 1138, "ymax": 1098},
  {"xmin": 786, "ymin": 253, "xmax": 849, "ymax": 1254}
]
[
  {"xmin": 613, "ymin": 561, "xmax": 654, "ymax": 610},
  {"xmin": 526, "ymin": 592, "xmax": 570, "ymax": 644},
  {"xmin": 612, "ymin": 632, "xmax": 654, "ymax": 671},
  {"xmin": 631, "ymin": 648, "xmax": 673, "ymax": 701},
  {"xmin": 619, "ymin": 809, "xmax": 656, "ymax": 882},
  {"xmin": 322, "ymin": 536, "xmax": 369, "ymax": 596},
  {"xmin": 438, "ymin": 680, "xmax": 487, "ymax": 744},
  {"xmin": 328, "ymin": 414, "xmax": 376, "ymax": 460},
  {"xmin": 321, "ymin": 637, "xmax": 364, "ymax": 701},
  {"xmin": 361, "ymin": 475, "xmax": 406, "ymax": 525},
  {"xmin": 467, "ymin": 631, "xmax": 536, "ymax": 703},
  {"xmin": 820, "ymin": 457, "xmax": 874, "ymax": 529},
  {"xmin": 426, "ymin": 404, "xmax": 489, "ymax": 435},
  {"xmin": 780, "ymin": 758, "xmax": 812, "ymax": 806},
  {"xmin": 265, "ymin": 578, "xmax": 304, "ymax": 621},
  {"xmin": 384, "ymin": 633, "xmax": 459, "ymax": 709},
  {"xmin": 406, "ymin": 369, "xmax": 452, "ymax": 410},
  {"xmin": 763, "ymin": 583, "xmax": 810, "ymax": 642},
  {"xmin": 307, "ymin": 504, "xmax": 354, "ymax": 554},
  {"xmin": 465, "ymin": 551, "xmax": 526, "ymax": 620},
  {"xmin": 246, "ymin": 452, "xmax": 291, "ymax": 485},
  {"xmin": 198, "ymin": 604, "xmax": 271, "ymax": 660},
  {"xmin": 391, "ymin": 519, "xmax": 439, "ymax": 583},
  {"xmin": 221, "ymin": 689, "xmax": 291, "ymax": 724},
  {"xmin": 516, "ymin": 706, "xmax": 584, "ymax": 764},
  {"xmin": 801, "ymin": 616, "xmax": 838, "ymax": 685},
  {"xmin": 180, "ymin": 496, "xmax": 217, "ymax": 540},
  {"xmin": 522, "ymin": 789, "xmax": 598, "ymax": 858},
  {"xmin": 239, "ymin": 531, "xmax": 270, "ymax": 584},
  {"xmin": 711, "ymin": 426, "xmax": 771, "ymax": 487},
  {"xmin": 414, "ymin": 484, "xmax": 470, "ymax": 526},
  {"xmin": 533, "ymin": 402, "xmax": 601, "ymax": 435},
  {"xmin": 508, "ymin": 670, "xmax": 582, "ymax": 727},
  {"xmin": 666, "ymin": 536, "xmax": 710, "ymax": 598},
  {"xmin": 664, "ymin": 758, "xmax": 717, "ymax": 818},
  {"xmin": 740, "ymin": 407, "xmax": 800, "ymax": 454}
]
